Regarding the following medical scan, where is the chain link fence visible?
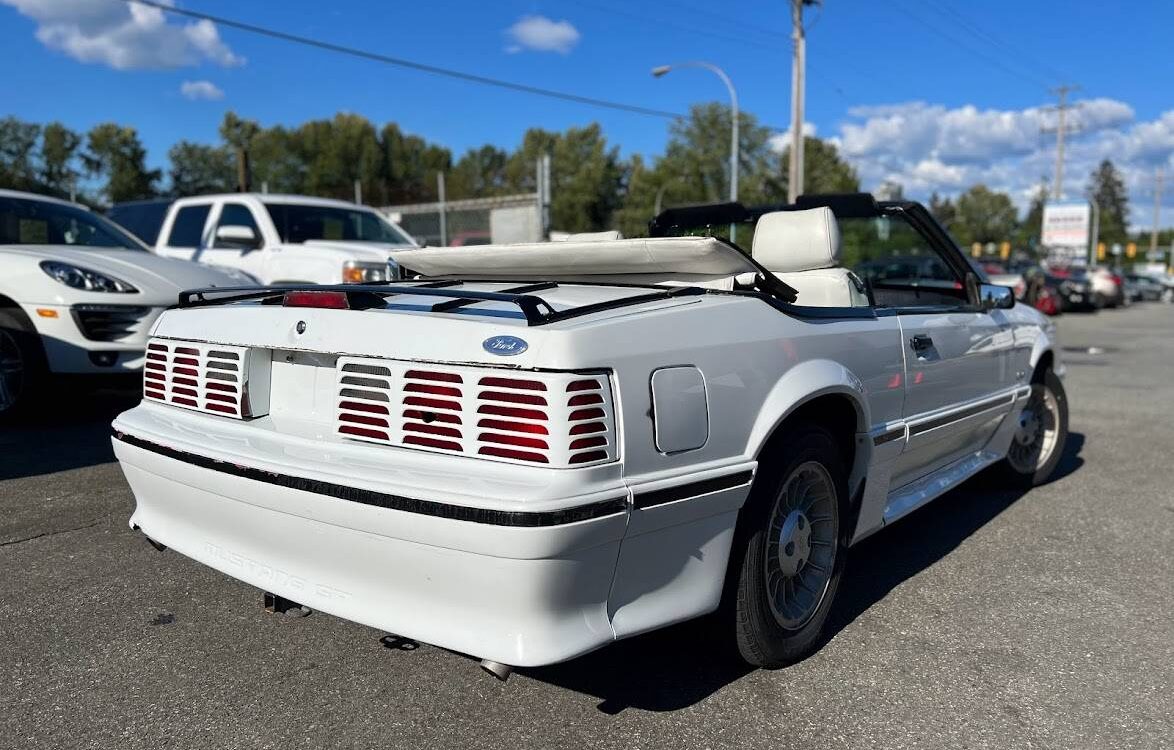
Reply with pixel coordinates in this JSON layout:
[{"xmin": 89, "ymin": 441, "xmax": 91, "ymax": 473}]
[{"xmin": 383, "ymin": 193, "xmax": 542, "ymax": 247}]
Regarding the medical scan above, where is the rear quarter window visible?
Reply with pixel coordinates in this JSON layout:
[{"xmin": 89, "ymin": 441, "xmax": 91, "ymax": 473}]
[{"xmin": 167, "ymin": 205, "xmax": 211, "ymax": 247}]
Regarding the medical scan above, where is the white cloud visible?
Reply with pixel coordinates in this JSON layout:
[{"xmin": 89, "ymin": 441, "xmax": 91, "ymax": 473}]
[
  {"xmin": 825, "ymin": 98, "xmax": 1174, "ymax": 227},
  {"xmin": 180, "ymin": 79, "xmax": 223, "ymax": 100},
  {"xmin": 1, "ymin": 0, "xmax": 244, "ymax": 70},
  {"xmin": 768, "ymin": 122, "xmax": 817, "ymax": 153},
  {"xmin": 504, "ymin": 15, "xmax": 580, "ymax": 55}
]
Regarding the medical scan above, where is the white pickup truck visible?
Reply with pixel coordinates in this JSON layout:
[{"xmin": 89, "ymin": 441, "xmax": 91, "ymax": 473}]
[
  {"xmin": 152, "ymin": 193, "xmax": 417, "ymax": 285},
  {"xmin": 112, "ymin": 194, "xmax": 1068, "ymax": 679}
]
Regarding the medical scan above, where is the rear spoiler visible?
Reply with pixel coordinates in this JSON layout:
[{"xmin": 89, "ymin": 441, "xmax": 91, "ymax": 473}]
[{"xmin": 175, "ymin": 280, "xmax": 709, "ymax": 327}]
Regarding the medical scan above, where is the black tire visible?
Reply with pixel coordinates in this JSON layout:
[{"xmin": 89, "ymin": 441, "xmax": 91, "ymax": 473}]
[
  {"xmin": 727, "ymin": 424, "xmax": 849, "ymax": 668},
  {"xmin": 1000, "ymin": 369, "xmax": 1068, "ymax": 487},
  {"xmin": 0, "ymin": 306, "xmax": 47, "ymax": 423}
]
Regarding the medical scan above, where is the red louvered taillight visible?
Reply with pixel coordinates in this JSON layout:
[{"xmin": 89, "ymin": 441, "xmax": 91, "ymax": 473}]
[
  {"xmin": 142, "ymin": 338, "xmax": 270, "ymax": 419},
  {"xmin": 334, "ymin": 357, "xmax": 616, "ymax": 467}
]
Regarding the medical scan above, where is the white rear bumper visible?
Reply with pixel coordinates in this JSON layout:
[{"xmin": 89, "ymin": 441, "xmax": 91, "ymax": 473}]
[
  {"xmin": 112, "ymin": 403, "xmax": 754, "ymax": 667},
  {"xmin": 115, "ymin": 435, "xmax": 629, "ymax": 667}
]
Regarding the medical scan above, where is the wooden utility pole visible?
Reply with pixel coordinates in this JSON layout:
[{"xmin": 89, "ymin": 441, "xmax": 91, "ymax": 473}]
[
  {"xmin": 1042, "ymin": 84, "xmax": 1080, "ymax": 200},
  {"xmin": 787, "ymin": 0, "xmax": 807, "ymax": 203},
  {"xmin": 235, "ymin": 147, "xmax": 250, "ymax": 193},
  {"xmin": 1152, "ymin": 167, "xmax": 1164, "ymax": 256}
]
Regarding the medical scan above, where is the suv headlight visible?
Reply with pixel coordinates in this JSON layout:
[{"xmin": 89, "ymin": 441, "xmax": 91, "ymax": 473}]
[
  {"xmin": 342, "ymin": 260, "xmax": 389, "ymax": 284},
  {"xmin": 40, "ymin": 261, "xmax": 138, "ymax": 293}
]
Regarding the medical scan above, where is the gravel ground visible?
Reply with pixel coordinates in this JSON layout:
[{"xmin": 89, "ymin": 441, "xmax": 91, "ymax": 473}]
[{"xmin": 2, "ymin": 304, "xmax": 1171, "ymax": 750}]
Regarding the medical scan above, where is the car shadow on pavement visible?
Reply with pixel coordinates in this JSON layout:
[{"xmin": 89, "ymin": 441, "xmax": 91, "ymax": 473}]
[
  {"xmin": 525, "ymin": 432, "xmax": 1086, "ymax": 714},
  {"xmin": 0, "ymin": 377, "xmax": 141, "ymax": 481}
]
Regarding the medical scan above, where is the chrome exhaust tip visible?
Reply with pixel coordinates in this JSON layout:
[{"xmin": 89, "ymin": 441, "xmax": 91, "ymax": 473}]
[{"xmin": 480, "ymin": 659, "xmax": 513, "ymax": 681}]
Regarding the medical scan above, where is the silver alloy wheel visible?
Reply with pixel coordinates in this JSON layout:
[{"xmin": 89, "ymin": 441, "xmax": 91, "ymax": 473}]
[
  {"xmin": 764, "ymin": 460, "xmax": 838, "ymax": 630},
  {"xmin": 1007, "ymin": 384, "xmax": 1060, "ymax": 475},
  {"xmin": 0, "ymin": 328, "xmax": 24, "ymax": 413}
]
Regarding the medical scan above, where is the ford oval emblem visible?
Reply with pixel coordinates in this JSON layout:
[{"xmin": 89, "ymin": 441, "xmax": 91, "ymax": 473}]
[{"xmin": 483, "ymin": 335, "xmax": 528, "ymax": 356}]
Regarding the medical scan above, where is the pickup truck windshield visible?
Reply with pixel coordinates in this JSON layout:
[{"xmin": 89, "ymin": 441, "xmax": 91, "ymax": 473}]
[
  {"xmin": 0, "ymin": 196, "xmax": 145, "ymax": 250},
  {"xmin": 264, "ymin": 203, "xmax": 413, "ymax": 245}
]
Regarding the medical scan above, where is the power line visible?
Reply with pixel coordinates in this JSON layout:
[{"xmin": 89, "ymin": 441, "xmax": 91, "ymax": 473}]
[
  {"xmin": 926, "ymin": 2, "xmax": 1072, "ymax": 84},
  {"xmin": 654, "ymin": 0, "xmax": 790, "ymax": 40},
  {"xmin": 121, "ymin": 0, "xmax": 684, "ymax": 119},
  {"xmin": 564, "ymin": 0, "xmax": 786, "ymax": 53},
  {"xmin": 890, "ymin": 0, "xmax": 1053, "ymax": 90}
]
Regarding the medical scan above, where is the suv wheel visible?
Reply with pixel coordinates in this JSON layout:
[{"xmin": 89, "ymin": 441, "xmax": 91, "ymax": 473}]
[{"xmin": 0, "ymin": 308, "xmax": 46, "ymax": 422}]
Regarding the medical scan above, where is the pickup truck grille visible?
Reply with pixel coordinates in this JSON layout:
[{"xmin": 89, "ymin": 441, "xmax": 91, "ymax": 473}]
[
  {"xmin": 142, "ymin": 338, "xmax": 269, "ymax": 419},
  {"xmin": 336, "ymin": 356, "xmax": 617, "ymax": 468}
]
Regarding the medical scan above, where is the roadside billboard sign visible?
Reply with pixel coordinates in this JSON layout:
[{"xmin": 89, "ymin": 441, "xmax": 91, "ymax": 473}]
[{"xmin": 1042, "ymin": 201, "xmax": 1092, "ymax": 266}]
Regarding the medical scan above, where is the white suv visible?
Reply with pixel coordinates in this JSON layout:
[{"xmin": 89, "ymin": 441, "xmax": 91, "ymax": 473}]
[
  {"xmin": 154, "ymin": 194, "xmax": 417, "ymax": 285},
  {"xmin": 0, "ymin": 189, "xmax": 249, "ymax": 420}
]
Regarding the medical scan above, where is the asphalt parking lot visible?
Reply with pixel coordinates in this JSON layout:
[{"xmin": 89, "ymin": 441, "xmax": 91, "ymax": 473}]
[{"xmin": 2, "ymin": 305, "xmax": 1172, "ymax": 750}]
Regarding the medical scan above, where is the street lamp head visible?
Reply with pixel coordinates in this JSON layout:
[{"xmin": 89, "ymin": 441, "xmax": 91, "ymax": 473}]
[{"xmin": 650, "ymin": 65, "xmax": 672, "ymax": 78}]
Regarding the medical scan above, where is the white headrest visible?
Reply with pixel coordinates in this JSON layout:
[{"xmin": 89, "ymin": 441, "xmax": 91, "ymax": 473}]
[{"xmin": 752, "ymin": 207, "xmax": 840, "ymax": 273}]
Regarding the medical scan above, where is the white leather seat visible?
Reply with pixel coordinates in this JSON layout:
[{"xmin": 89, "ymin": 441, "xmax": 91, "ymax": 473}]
[{"xmin": 752, "ymin": 207, "xmax": 870, "ymax": 308}]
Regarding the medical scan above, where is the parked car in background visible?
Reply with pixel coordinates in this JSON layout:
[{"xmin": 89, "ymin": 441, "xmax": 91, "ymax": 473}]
[
  {"xmin": 1088, "ymin": 267, "xmax": 1127, "ymax": 308},
  {"xmin": 448, "ymin": 230, "xmax": 492, "ymax": 247},
  {"xmin": 980, "ymin": 262, "xmax": 1027, "ymax": 298},
  {"xmin": 1158, "ymin": 275, "xmax": 1174, "ymax": 303},
  {"xmin": 0, "ymin": 189, "xmax": 250, "ymax": 420},
  {"xmin": 107, "ymin": 198, "xmax": 174, "ymax": 246},
  {"xmin": 112, "ymin": 194, "xmax": 1068, "ymax": 677},
  {"xmin": 152, "ymin": 194, "xmax": 418, "ymax": 285},
  {"xmin": 1048, "ymin": 270, "xmax": 1096, "ymax": 312},
  {"xmin": 1124, "ymin": 273, "xmax": 1164, "ymax": 302}
]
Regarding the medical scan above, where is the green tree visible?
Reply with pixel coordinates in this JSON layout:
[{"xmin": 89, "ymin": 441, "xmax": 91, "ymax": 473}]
[
  {"xmin": 1014, "ymin": 180, "xmax": 1050, "ymax": 250},
  {"xmin": 928, "ymin": 192, "xmax": 957, "ymax": 227},
  {"xmin": 296, "ymin": 113, "xmax": 383, "ymax": 201},
  {"xmin": 83, "ymin": 123, "xmax": 159, "ymax": 203},
  {"xmin": 614, "ymin": 154, "xmax": 669, "ymax": 237},
  {"xmin": 500, "ymin": 123, "xmax": 625, "ymax": 233},
  {"xmin": 952, "ymin": 184, "xmax": 1019, "ymax": 246},
  {"xmin": 38, "ymin": 122, "xmax": 81, "ymax": 198},
  {"xmin": 1087, "ymin": 159, "xmax": 1129, "ymax": 245},
  {"xmin": 615, "ymin": 103, "xmax": 784, "ymax": 236},
  {"xmin": 168, "ymin": 141, "xmax": 235, "ymax": 196},
  {"xmin": 380, "ymin": 123, "xmax": 452, "ymax": 204},
  {"xmin": 662, "ymin": 103, "xmax": 780, "ymax": 206},
  {"xmin": 776, "ymin": 136, "xmax": 860, "ymax": 197},
  {"xmin": 448, "ymin": 145, "xmax": 510, "ymax": 199},
  {"xmin": 219, "ymin": 111, "xmax": 261, "ymax": 192},
  {"xmin": 249, "ymin": 126, "xmax": 306, "ymax": 194},
  {"xmin": 0, "ymin": 116, "xmax": 42, "ymax": 191}
]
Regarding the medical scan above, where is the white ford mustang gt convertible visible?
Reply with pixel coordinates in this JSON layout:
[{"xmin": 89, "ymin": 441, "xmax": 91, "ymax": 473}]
[{"xmin": 111, "ymin": 194, "xmax": 1067, "ymax": 679}]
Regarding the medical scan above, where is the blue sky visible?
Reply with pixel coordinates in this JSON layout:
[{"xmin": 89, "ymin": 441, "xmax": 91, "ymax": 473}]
[{"xmin": 2, "ymin": 0, "xmax": 1172, "ymax": 224}]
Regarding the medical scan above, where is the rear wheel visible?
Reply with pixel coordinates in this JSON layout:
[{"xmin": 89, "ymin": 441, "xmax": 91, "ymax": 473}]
[
  {"xmin": 728, "ymin": 425, "xmax": 847, "ymax": 667},
  {"xmin": 0, "ymin": 307, "xmax": 46, "ymax": 423},
  {"xmin": 1002, "ymin": 369, "xmax": 1068, "ymax": 486}
]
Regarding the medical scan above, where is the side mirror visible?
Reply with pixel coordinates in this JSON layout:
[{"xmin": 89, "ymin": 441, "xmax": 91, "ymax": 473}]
[
  {"xmin": 979, "ymin": 283, "xmax": 1015, "ymax": 311},
  {"xmin": 215, "ymin": 224, "xmax": 261, "ymax": 250}
]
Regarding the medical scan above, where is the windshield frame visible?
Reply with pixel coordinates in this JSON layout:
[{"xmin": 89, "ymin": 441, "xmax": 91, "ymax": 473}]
[{"xmin": 0, "ymin": 195, "xmax": 149, "ymax": 251}]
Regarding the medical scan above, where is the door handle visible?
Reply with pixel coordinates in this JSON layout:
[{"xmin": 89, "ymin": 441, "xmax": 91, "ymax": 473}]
[{"xmin": 910, "ymin": 334, "xmax": 934, "ymax": 352}]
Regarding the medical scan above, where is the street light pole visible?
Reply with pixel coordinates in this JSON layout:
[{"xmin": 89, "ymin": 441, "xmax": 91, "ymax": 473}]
[{"xmin": 652, "ymin": 61, "xmax": 739, "ymax": 240}]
